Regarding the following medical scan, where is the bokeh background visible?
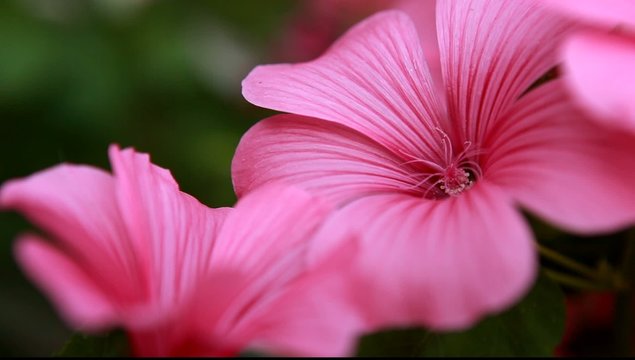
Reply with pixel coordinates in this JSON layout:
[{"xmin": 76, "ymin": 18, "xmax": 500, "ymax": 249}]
[
  {"xmin": 0, "ymin": 0, "xmax": 632, "ymax": 356},
  {"xmin": 0, "ymin": 0, "xmax": 299, "ymax": 355}
]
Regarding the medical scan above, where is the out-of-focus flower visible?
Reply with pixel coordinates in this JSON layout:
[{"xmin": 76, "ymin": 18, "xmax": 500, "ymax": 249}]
[
  {"xmin": 546, "ymin": 0, "xmax": 635, "ymax": 132},
  {"xmin": 0, "ymin": 145, "xmax": 365, "ymax": 357},
  {"xmin": 555, "ymin": 292, "xmax": 616, "ymax": 357},
  {"xmin": 235, "ymin": 0, "xmax": 635, "ymax": 329},
  {"xmin": 272, "ymin": 0, "xmax": 393, "ymax": 63}
]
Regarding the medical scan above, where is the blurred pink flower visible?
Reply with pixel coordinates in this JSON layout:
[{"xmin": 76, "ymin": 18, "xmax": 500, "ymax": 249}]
[
  {"xmin": 546, "ymin": 0, "xmax": 635, "ymax": 132},
  {"xmin": 235, "ymin": 0, "xmax": 635, "ymax": 329},
  {"xmin": 0, "ymin": 145, "xmax": 365, "ymax": 357},
  {"xmin": 272, "ymin": 0, "xmax": 393, "ymax": 63}
]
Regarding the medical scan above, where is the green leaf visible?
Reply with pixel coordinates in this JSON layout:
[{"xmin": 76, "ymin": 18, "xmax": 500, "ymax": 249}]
[
  {"xmin": 55, "ymin": 330, "xmax": 129, "ymax": 357},
  {"xmin": 356, "ymin": 273, "xmax": 565, "ymax": 357},
  {"xmin": 356, "ymin": 327, "xmax": 428, "ymax": 357}
]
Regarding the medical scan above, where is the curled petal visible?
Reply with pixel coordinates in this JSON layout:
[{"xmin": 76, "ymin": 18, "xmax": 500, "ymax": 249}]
[
  {"xmin": 243, "ymin": 10, "xmax": 446, "ymax": 162},
  {"xmin": 15, "ymin": 234, "xmax": 117, "ymax": 331},
  {"xmin": 210, "ymin": 184, "xmax": 333, "ymax": 335},
  {"xmin": 0, "ymin": 162, "xmax": 140, "ymax": 306},
  {"xmin": 109, "ymin": 145, "xmax": 231, "ymax": 318}
]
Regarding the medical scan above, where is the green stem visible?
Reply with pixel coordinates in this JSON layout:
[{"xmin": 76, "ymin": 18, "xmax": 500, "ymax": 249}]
[
  {"xmin": 542, "ymin": 268, "xmax": 612, "ymax": 291},
  {"xmin": 537, "ymin": 243, "xmax": 606, "ymax": 281}
]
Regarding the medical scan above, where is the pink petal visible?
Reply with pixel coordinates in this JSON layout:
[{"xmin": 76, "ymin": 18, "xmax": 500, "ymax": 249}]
[
  {"xmin": 562, "ymin": 31, "xmax": 635, "ymax": 131},
  {"xmin": 546, "ymin": 0, "xmax": 635, "ymax": 29},
  {"xmin": 436, "ymin": 0, "xmax": 575, "ymax": 144},
  {"xmin": 15, "ymin": 234, "xmax": 117, "ymax": 331},
  {"xmin": 242, "ymin": 10, "xmax": 446, "ymax": 161},
  {"xmin": 0, "ymin": 163, "xmax": 140, "ymax": 304},
  {"xmin": 244, "ymin": 240, "xmax": 367, "ymax": 357},
  {"xmin": 209, "ymin": 184, "xmax": 333, "ymax": 334},
  {"xmin": 108, "ymin": 145, "xmax": 231, "ymax": 322},
  {"xmin": 3, "ymin": 146, "xmax": 234, "ymax": 353},
  {"xmin": 310, "ymin": 183, "xmax": 536, "ymax": 330},
  {"xmin": 232, "ymin": 114, "xmax": 418, "ymax": 205},
  {"xmin": 486, "ymin": 80, "xmax": 635, "ymax": 234},
  {"xmin": 396, "ymin": 0, "xmax": 444, "ymax": 94},
  {"xmin": 177, "ymin": 186, "xmax": 364, "ymax": 357},
  {"xmin": 129, "ymin": 271, "xmax": 248, "ymax": 357}
]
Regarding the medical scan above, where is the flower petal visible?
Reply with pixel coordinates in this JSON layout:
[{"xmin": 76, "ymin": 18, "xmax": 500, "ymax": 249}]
[
  {"xmin": 108, "ymin": 145, "xmax": 231, "ymax": 321},
  {"xmin": 210, "ymin": 184, "xmax": 333, "ymax": 334},
  {"xmin": 15, "ymin": 234, "xmax": 117, "ymax": 331},
  {"xmin": 562, "ymin": 31, "xmax": 635, "ymax": 131},
  {"xmin": 546, "ymin": 0, "xmax": 635, "ymax": 29},
  {"xmin": 232, "ymin": 114, "xmax": 418, "ymax": 205},
  {"xmin": 243, "ymin": 239, "xmax": 367, "ymax": 357},
  {"xmin": 310, "ymin": 183, "xmax": 536, "ymax": 330},
  {"xmin": 129, "ymin": 271, "xmax": 248, "ymax": 357},
  {"xmin": 0, "ymin": 162, "xmax": 140, "ymax": 305},
  {"xmin": 486, "ymin": 80, "xmax": 635, "ymax": 234},
  {"xmin": 396, "ymin": 0, "xmax": 443, "ymax": 93},
  {"xmin": 436, "ymin": 0, "xmax": 575, "ymax": 144},
  {"xmin": 242, "ymin": 10, "xmax": 446, "ymax": 162}
]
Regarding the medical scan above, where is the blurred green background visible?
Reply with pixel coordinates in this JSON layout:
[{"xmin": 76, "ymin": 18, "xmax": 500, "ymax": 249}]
[{"xmin": 0, "ymin": 0, "xmax": 297, "ymax": 355}]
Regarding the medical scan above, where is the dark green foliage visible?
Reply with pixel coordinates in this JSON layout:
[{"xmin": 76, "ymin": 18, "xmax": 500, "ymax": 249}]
[
  {"xmin": 56, "ymin": 331, "xmax": 129, "ymax": 357},
  {"xmin": 357, "ymin": 274, "xmax": 565, "ymax": 357}
]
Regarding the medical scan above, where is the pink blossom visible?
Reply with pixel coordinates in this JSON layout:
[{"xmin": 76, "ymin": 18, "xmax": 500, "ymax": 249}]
[
  {"xmin": 235, "ymin": 1, "xmax": 635, "ymax": 329},
  {"xmin": 272, "ymin": 0, "xmax": 394, "ymax": 63},
  {"xmin": 546, "ymin": 0, "xmax": 635, "ymax": 132},
  {"xmin": 0, "ymin": 145, "xmax": 365, "ymax": 356}
]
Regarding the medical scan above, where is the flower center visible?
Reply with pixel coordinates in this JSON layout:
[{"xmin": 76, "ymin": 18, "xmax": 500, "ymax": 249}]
[
  {"xmin": 439, "ymin": 164, "xmax": 473, "ymax": 196},
  {"xmin": 399, "ymin": 138, "xmax": 483, "ymax": 200}
]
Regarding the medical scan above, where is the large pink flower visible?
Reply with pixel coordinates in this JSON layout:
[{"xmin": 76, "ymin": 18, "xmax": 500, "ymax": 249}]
[
  {"xmin": 0, "ymin": 145, "xmax": 365, "ymax": 356},
  {"xmin": 234, "ymin": 0, "xmax": 635, "ymax": 329},
  {"xmin": 546, "ymin": 0, "xmax": 635, "ymax": 131}
]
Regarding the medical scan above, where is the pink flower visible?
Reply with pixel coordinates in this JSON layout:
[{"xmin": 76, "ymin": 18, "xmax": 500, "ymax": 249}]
[
  {"xmin": 272, "ymin": 0, "xmax": 394, "ymax": 62},
  {"xmin": 0, "ymin": 145, "xmax": 365, "ymax": 357},
  {"xmin": 234, "ymin": 1, "xmax": 635, "ymax": 329},
  {"xmin": 546, "ymin": 0, "xmax": 635, "ymax": 132}
]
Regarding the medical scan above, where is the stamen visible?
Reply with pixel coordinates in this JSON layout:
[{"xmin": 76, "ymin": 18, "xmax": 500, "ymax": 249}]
[
  {"xmin": 397, "ymin": 149, "xmax": 445, "ymax": 172},
  {"xmin": 398, "ymin": 132, "xmax": 483, "ymax": 199},
  {"xmin": 440, "ymin": 165, "xmax": 473, "ymax": 196},
  {"xmin": 401, "ymin": 172, "xmax": 442, "ymax": 191}
]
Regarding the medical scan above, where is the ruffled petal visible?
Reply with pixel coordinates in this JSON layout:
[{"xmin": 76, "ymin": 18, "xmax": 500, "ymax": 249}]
[
  {"xmin": 562, "ymin": 31, "xmax": 635, "ymax": 131},
  {"xmin": 0, "ymin": 162, "xmax": 139, "ymax": 304},
  {"xmin": 232, "ymin": 114, "xmax": 418, "ymax": 205},
  {"xmin": 210, "ymin": 184, "xmax": 333, "ymax": 334},
  {"xmin": 15, "ymin": 234, "xmax": 117, "ymax": 331},
  {"xmin": 243, "ymin": 10, "xmax": 446, "ymax": 162},
  {"xmin": 243, "ymin": 240, "xmax": 367, "ymax": 357},
  {"xmin": 310, "ymin": 183, "xmax": 536, "ymax": 330},
  {"xmin": 486, "ymin": 80, "xmax": 635, "ymax": 234},
  {"xmin": 108, "ymin": 145, "xmax": 231, "ymax": 321},
  {"xmin": 436, "ymin": 0, "xmax": 575, "ymax": 144}
]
